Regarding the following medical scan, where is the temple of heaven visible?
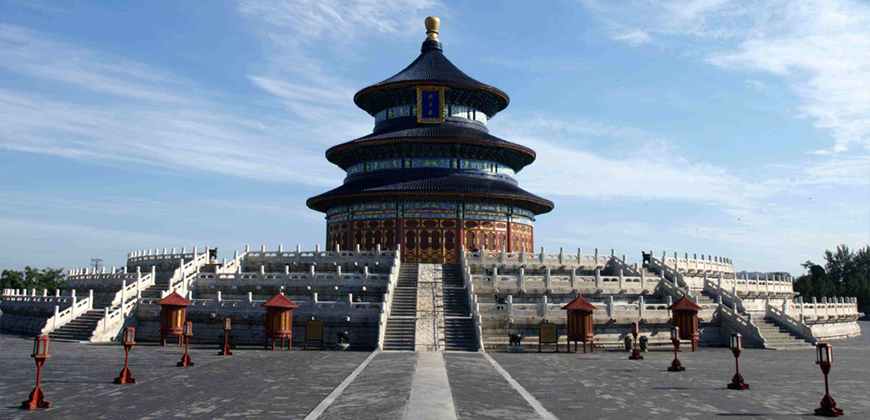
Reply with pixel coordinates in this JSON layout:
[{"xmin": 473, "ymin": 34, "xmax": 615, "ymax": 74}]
[{"xmin": 307, "ymin": 16, "xmax": 554, "ymax": 264}]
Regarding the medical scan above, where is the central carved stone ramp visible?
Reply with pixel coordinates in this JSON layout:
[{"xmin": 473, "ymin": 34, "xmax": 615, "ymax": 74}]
[
  {"xmin": 757, "ymin": 318, "xmax": 814, "ymax": 350},
  {"xmin": 441, "ymin": 264, "xmax": 477, "ymax": 351},
  {"xmin": 383, "ymin": 263, "xmax": 418, "ymax": 351},
  {"xmin": 48, "ymin": 309, "xmax": 105, "ymax": 341}
]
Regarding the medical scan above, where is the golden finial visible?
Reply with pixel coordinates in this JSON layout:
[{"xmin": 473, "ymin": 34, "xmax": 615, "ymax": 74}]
[{"xmin": 425, "ymin": 16, "xmax": 440, "ymax": 41}]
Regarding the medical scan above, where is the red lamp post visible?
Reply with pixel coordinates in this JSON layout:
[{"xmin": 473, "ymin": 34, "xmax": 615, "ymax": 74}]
[
  {"xmin": 21, "ymin": 335, "xmax": 51, "ymax": 409},
  {"xmin": 114, "ymin": 327, "xmax": 137, "ymax": 384},
  {"xmin": 561, "ymin": 294, "xmax": 597, "ymax": 353},
  {"xmin": 177, "ymin": 321, "xmax": 195, "ymax": 367},
  {"xmin": 668, "ymin": 326, "xmax": 685, "ymax": 371},
  {"xmin": 218, "ymin": 318, "xmax": 233, "ymax": 356},
  {"xmin": 628, "ymin": 321, "xmax": 644, "ymax": 360},
  {"xmin": 726, "ymin": 333, "xmax": 749, "ymax": 390},
  {"xmin": 814, "ymin": 342, "xmax": 843, "ymax": 417}
]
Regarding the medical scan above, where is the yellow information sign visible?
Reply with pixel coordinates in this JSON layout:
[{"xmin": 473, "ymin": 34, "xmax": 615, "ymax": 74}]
[
  {"xmin": 306, "ymin": 320, "xmax": 323, "ymax": 341},
  {"xmin": 539, "ymin": 322, "xmax": 557, "ymax": 344}
]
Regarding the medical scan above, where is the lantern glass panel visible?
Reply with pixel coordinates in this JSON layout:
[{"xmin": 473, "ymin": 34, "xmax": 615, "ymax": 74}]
[
  {"xmin": 32, "ymin": 337, "xmax": 38, "ymax": 356},
  {"xmin": 670, "ymin": 327, "xmax": 679, "ymax": 340},
  {"xmin": 224, "ymin": 318, "xmax": 231, "ymax": 330},
  {"xmin": 184, "ymin": 322, "xmax": 193, "ymax": 335}
]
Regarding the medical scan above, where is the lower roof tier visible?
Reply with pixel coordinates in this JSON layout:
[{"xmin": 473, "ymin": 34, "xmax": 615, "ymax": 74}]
[
  {"xmin": 306, "ymin": 170, "xmax": 554, "ymax": 215},
  {"xmin": 325, "ymin": 124, "xmax": 536, "ymax": 171}
]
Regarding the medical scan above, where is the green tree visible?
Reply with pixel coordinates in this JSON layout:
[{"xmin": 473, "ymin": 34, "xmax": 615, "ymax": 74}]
[{"xmin": 0, "ymin": 267, "xmax": 66, "ymax": 299}]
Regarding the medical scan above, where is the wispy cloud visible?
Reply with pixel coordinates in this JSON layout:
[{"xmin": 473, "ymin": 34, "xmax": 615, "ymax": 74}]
[
  {"xmin": 581, "ymin": 0, "xmax": 870, "ymax": 155},
  {"xmin": 615, "ymin": 29, "xmax": 653, "ymax": 46},
  {"xmin": 0, "ymin": 24, "xmax": 343, "ymax": 186}
]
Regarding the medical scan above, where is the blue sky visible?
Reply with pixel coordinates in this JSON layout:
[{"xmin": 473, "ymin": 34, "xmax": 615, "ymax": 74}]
[{"xmin": 1, "ymin": 0, "xmax": 867, "ymax": 275}]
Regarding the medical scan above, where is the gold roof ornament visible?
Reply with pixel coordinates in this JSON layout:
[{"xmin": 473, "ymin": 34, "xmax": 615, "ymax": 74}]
[{"xmin": 425, "ymin": 16, "xmax": 440, "ymax": 41}]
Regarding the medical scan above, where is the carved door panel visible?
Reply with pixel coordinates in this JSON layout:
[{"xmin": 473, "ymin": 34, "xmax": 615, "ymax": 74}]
[
  {"xmin": 444, "ymin": 230, "xmax": 457, "ymax": 263},
  {"xmin": 404, "ymin": 229, "xmax": 418, "ymax": 263}
]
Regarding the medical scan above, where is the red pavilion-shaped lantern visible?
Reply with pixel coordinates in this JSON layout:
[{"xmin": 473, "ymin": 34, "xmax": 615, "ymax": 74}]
[
  {"xmin": 561, "ymin": 295, "xmax": 597, "ymax": 353},
  {"xmin": 156, "ymin": 291, "xmax": 192, "ymax": 346},
  {"xmin": 668, "ymin": 296, "xmax": 703, "ymax": 351},
  {"xmin": 262, "ymin": 293, "xmax": 298, "ymax": 350}
]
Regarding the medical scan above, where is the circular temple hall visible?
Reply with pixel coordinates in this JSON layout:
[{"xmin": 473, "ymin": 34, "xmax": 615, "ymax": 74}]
[{"xmin": 307, "ymin": 17, "xmax": 554, "ymax": 264}]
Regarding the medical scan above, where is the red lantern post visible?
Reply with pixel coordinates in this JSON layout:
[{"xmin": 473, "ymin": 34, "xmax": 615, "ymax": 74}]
[
  {"xmin": 727, "ymin": 333, "xmax": 749, "ymax": 390},
  {"xmin": 262, "ymin": 293, "xmax": 298, "ymax": 350},
  {"xmin": 668, "ymin": 326, "xmax": 685, "ymax": 371},
  {"xmin": 629, "ymin": 321, "xmax": 644, "ymax": 360},
  {"xmin": 156, "ymin": 292, "xmax": 192, "ymax": 346},
  {"xmin": 177, "ymin": 321, "xmax": 195, "ymax": 367},
  {"xmin": 668, "ymin": 296, "xmax": 702, "ymax": 352},
  {"xmin": 114, "ymin": 327, "xmax": 137, "ymax": 384},
  {"xmin": 21, "ymin": 335, "xmax": 51, "ymax": 409},
  {"xmin": 218, "ymin": 318, "xmax": 233, "ymax": 356},
  {"xmin": 561, "ymin": 294, "xmax": 597, "ymax": 353},
  {"xmin": 814, "ymin": 342, "xmax": 843, "ymax": 417}
]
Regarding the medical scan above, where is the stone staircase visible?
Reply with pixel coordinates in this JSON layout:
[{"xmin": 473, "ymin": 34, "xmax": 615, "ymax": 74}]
[
  {"xmin": 383, "ymin": 263, "xmax": 418, "ymax": 351},
  {"xmin": 442, "ymin": 264, "xmax": 477, "ymax": 351},
  {"xmin": 757, "ymin": 318, "xmax": 813, "ymax": 350},
  {"xmin": 49, "ymin": 309, "xmax": 106, "ymax": 341}
]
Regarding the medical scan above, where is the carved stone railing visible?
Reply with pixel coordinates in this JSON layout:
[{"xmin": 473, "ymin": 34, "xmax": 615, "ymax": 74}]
[
  {"xmin": 718, "ymin": 302, "xmax": 766, "ymax": 347},
  {"xmin": 244, "ymin": 244, "xmax": 399, "ymax": 269},
  {"xmin": 649, "ymin": 255, "xmax": 688, "ymax": 289},
  {"xmin": 461, "ymin": 260, "xmax": 484, "ymax": 351},
  {"xmin": 462, "ymin": 247, "xmax": 610, "ymax": 270},
  {"xmin": 40, "ymin": 291, "xmax": 93, "ymax": 335},
  {"xmin": 376, "ymin": 256, "xmax": 400, "ymax": 350},
  {"xmin": 657, "ymin": 251, "xmax": 733, "ymax": 274}
]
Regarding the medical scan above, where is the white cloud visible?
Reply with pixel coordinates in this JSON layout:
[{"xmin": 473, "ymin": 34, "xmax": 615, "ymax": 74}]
[
  {"xmin": 615, "ymin": 29, "xmax": 653, "ymax": 46},
  {"xmin": 0, "ymin": 24, "xmax": 344, "ymax": 186},
  {"xmin": 581, "ymin": 0, "xmax": 870, "ymax": 155}
]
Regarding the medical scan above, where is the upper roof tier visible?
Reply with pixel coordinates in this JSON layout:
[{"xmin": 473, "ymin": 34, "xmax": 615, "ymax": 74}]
[{"xmin": 353, "ymin": 17, "xmax": 510, "ymax": 118}]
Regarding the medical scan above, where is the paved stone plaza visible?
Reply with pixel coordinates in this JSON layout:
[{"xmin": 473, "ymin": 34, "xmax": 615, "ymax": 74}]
[{"xmin": 1, "ymin": 321, "xmax": 867, "ymax": 419}]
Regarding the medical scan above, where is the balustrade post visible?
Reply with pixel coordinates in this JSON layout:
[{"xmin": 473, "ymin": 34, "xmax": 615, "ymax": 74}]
[
  {"xmin": 608, "ymin": 296, "xmax": 614, "ymax": 317},
  {"xmin": 559, "ymin": 247, "xmax": 564, "ymax": 265},
  {"xmin": 88, "ymin": 289, "xmax": 94, "ymax": 309},
  {"xmin": 519, "ymin": 268, "xmax": 525, "ymax": 289},
  {"xmin": 570, "ymin": 268, "xmax": 577, "ymax": 290},
  {"xmin": 507, "ymin": 295, "xmax": 514, "ymax": 317},
  {"xmin": 595, "ymin": 268, "xmax": 602, "ymax": 289},
  {"xmin": 542, "ymin": 295, "xmax": 549, "ymax": 318},
  {"xmin": 594, "ymin": 248, "xmax": 599, "ymax": 267},
  {"xmin": 639, "ymin": 295, "xmax": 645, "ymax": 318},
  {"xmin": 618, "ymin": 269, "xmax": 624, "ymax": 289},
  {"xmin": 55, "ymin": 289, "xmax": 60, "ymax": 297},
  {"xmin": 539, "ymin": 246, "xmax": 546, "ymax": 264},
  {"xmin": 121, "ymin": 281, "xmax": 126, "ymax": 306},
  {"xmin": 544, "ymin": 268, "xmax": 551, "ymax": 289}
]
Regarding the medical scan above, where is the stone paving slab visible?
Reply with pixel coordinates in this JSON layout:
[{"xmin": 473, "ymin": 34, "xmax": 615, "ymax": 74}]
[
  {"xmin": 1, "ymin": 322, "xmax": 868, "ymax": 419},
  {"xmin": 316, "ymin": 352, "xmax": 417, "ymax": 420},
  {"xmin": 444, "ymin": 353, "xmax": 541, "ymax": 420},
  {"xmin": 491, "ymin": 321, "xmax": 870, "ymax": 419},
  {"xmin": 0, "ymin": 335, "xmax": 369, "ymax": 420}
]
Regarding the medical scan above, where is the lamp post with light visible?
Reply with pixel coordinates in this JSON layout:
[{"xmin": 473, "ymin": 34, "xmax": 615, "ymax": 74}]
[
  {"xmin": 668, "ymin": 326, "xmax": 685, "ymax": 371},
  {"xmin": 726, "ymin": 333, "xmax": 749, "ymax": 390},
  {"xmin": 628, "ymin": 321, "xmax": 643, "ymax": 360},
  {"xmin": 814, "ymin": 342, "xmax": 843, "ymax": 417},
  {"xmin": 177, "ymin": 321, "xmax": 195, "ymax": 367},
  {"xmin": 218, "ymin": 318, "xmax": 233, "ymax": 356},
  {"xmin": 21, "ymin": 335, "xmax": 51, "ymax": 409},
  {"xmin": 114, "ymin": 327, "xmax": 137, "ymax": 384}
]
